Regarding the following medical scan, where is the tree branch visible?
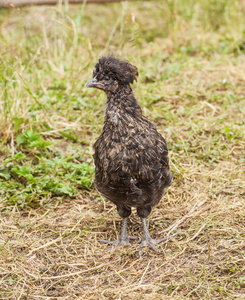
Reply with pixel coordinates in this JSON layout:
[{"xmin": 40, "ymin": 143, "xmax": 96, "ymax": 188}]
[{"xmin": 0, "ymin": 0, "xmax": 138, "ymax": 8}]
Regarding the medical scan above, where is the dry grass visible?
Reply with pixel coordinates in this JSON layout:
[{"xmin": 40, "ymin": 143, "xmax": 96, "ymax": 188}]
[
  {"xmin": 1, "ymin": 181, "xmax": 244, "ymax": 299},
  {"xmin": 0, "ymin": 0, "xmax": 245, "ymax": 299}
]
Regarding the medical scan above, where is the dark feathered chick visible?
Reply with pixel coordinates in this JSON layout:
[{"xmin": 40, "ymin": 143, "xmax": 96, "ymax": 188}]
[{"xmin": 86, "ymin": 56, "xmax": 173, "ymax": 252}]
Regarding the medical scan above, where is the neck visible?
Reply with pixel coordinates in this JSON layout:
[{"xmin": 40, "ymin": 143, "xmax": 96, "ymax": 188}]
[{"xmin": 105, "ymin": 84, "xmax": 142, "ymax": 118}]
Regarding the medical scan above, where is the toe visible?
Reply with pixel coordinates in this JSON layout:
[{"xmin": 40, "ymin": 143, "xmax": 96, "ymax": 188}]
[
  {"xmin": 137, "ymin": 239, "xmax": 160, "ymax": 252},
  {"xmin": 128, "ymin": 235, "xmax": 139, "ymax": 240},
  {"xmin": 152, "ymin": 237, "xmax": 168, "ymax": 244},
  {"xmin": 99, "ymin": 239, "xmax": 115, "ymax": 244},
  {"xmin": 99, "ymin": 238, "xmax": 131, "ymax": 248}
]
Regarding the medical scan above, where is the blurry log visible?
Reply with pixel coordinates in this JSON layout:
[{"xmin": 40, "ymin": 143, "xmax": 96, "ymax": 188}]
[{"xmin": 0, "ymin": 0, "xmax": 137, "ymax": 8}]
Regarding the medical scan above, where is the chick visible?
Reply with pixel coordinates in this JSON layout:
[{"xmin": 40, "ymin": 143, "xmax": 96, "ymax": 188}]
[{"xmin": 86, "ymin": 56, "xmax": 173, "ymax": 251}]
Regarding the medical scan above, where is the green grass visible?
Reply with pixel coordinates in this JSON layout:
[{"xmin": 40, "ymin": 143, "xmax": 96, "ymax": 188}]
[{"xmin": 0, "ymin": 0, "xmax": 245, "ymax": 299}]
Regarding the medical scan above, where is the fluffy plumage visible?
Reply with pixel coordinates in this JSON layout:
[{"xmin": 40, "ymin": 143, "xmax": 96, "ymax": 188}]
[{"xmin": 86, "ymin": 56, "xmax": 173, "ymax": 251}]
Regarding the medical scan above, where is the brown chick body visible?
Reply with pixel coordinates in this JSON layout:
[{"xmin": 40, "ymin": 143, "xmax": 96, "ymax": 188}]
[{"xmin": 86, "ymin": 56, "xmax": 173, "ymax": 251}]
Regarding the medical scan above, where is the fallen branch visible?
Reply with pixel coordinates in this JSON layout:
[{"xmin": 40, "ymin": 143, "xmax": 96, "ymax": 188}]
[{"xmin": 0, "ymin": 0, "xmax": 138, "ymax": 8}]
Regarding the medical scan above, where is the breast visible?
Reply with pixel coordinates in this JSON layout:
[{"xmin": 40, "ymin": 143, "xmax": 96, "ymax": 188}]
[{"xmin": 94, "ymin": 125, "xmax": 168, "ymax": 184}]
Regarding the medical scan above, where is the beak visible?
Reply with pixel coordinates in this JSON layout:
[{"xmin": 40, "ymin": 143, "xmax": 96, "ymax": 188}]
[{"xmin": 86, "ymin": 77, "xmax": 102, "ymax": 89}]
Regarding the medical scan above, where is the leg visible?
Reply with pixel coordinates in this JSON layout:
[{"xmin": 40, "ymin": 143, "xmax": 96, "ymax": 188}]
[
  {"xmin": 137, "ymin": 218, "xmax": 169, "ymax": 252},
  {"xmin": 99, "ymin": 217, "xmax": 137, "ymax": 249}
]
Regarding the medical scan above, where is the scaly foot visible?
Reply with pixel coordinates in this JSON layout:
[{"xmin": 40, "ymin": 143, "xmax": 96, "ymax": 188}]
[
  {"xmin": 137, "ymin": 236, "xmax": 168, "ymax": 252},
  {"xmin": 99, "ymin": 217, "xmax": 138, "ymax": 250},
  {"xmin": 138, "ymin": 218, "xmax": 175, "ymax": 252}
]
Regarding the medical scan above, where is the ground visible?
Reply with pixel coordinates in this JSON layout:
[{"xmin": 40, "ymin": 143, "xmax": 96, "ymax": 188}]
[{"xmin": 0, "ymin": 1, "xmax": 245, "ymax": 299}]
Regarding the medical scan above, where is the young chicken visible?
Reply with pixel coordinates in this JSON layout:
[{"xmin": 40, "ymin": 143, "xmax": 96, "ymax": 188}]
[{"xmin": 86, "ymin": 56, "xmax": 173, "ymax": 251}]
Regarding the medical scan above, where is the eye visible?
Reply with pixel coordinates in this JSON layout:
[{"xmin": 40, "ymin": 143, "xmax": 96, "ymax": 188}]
[{"xmin": 105, "ymin": 75, "xmax": 110, "ymax": 81}]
